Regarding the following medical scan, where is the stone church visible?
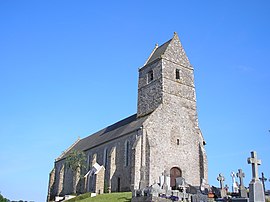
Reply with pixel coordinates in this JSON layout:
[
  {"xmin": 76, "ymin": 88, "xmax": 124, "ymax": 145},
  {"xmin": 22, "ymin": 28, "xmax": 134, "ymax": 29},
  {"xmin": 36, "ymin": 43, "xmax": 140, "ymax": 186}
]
[{"xmin": 47, "ymin": 32, "xmax": 208, "ymax": 200}]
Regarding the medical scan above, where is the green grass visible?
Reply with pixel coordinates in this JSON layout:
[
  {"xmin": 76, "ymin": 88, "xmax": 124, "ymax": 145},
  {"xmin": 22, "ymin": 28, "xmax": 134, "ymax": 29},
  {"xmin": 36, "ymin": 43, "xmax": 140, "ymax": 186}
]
[{"xmin": 66, "ymin": 192, "xmax": 132, "ymax": 202}]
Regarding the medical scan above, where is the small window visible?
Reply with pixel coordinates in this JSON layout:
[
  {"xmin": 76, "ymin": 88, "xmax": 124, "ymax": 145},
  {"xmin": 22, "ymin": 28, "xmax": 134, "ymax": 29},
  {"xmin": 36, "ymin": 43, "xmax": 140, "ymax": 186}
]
[
  {"xmin": 125, "ymin": 141, "xmax": 130, "ymax": 166},
  {"xmin": 103, "ymin": 148, "xmax": 108, "ymax": 168},
  {"xmin": 88, "ymin": 154, "xmax": 92, "ymax": 169},
  {"xmin": 147, "ymin": 70, "xmax": 154, "ymax": 83},
  {"xmin": 176, "ymin": 69, "xmax": 180, "ymax": 80},
  {"xmin": 177, "ymin": 139, "xmax": 180, "ymax": 145}
]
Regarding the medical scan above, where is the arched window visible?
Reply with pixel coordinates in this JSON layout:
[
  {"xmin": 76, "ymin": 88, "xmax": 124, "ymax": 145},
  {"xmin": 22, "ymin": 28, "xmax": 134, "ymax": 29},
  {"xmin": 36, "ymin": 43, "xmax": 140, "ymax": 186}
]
[
  {"xmin": 124, "ymin": 141, "xmax": 130, "ymax": 166},
  {"xmin": 87, "ymin": 154, "xmax": 92, "ymax": 169},
  {"xmin": 103, "ymin": 148, "xmax": 108, "ymax": 168}
]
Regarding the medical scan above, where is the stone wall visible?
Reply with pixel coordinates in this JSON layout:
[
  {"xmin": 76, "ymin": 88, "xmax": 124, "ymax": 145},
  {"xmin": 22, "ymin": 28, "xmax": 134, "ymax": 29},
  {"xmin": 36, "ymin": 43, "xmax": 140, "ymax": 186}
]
[
  {"xmin": 47, "ymin": 168, "xmax": 55, "ymax": 201},
  {"xmin": 52, "ymin": 130, "xmax": 139, "ymax": 197},
  {"xmin": 49, "ymin": 33, "xmax": 208, "ymax": 199},
  {"xmin": 136, "ymin": 33, "xmax": 207, "ymax": 187},
  {"xmin": 137, "ymin": 60, "xmax": 163, "ymax": 117},
  {"xmin": 95, "ymin": 167, "xmax": 105, "ymax": 194}
]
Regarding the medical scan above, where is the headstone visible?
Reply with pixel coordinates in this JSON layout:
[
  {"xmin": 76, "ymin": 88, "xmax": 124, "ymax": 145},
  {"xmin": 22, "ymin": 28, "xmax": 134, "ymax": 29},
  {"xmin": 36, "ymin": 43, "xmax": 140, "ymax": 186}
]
[
  {"xmin": 259, "ymin": 172, "xmax": 267, "ymax": 194},
  {"xmin": 236, "ymin": 169, "xmax": 248, "ymax": 198},
  {"xmin": 217, "ymin": 173, "xmax": 226, "ymax": 198},
  {"xmin": 200, "ymin": 178, "xmax": 209, "ymax": 194},
  {"xmin": 150, "ymin": 182, "xmax": 161, "ymax": 197},
  {"xmin": 191, "ymin": 193, "xmax": 208, "ymax": 202},
  {"xmin": 176, "ymin": 177, "xmax": 189, "ymax": 201},
  {"xmin": 161, "ymin": 170, "xmax": 171, "ymax": 191},
  {"xmin": 224, "ymin": 184, "xmax": 229, "ymax": 193},
  {"xmin": 247, "ymin": 151, "xmax": 265, "ymax": 202},
  {"xmin": 231, "ymin": 172, "xmax": 239, "ymax": 193},
  {"xmin": 159, "ymin": 172, "xmax": 165, "ymax": 187},
  {"xmin": 175, "ymin": 177, "xmax": 186, "ymax": 189}
]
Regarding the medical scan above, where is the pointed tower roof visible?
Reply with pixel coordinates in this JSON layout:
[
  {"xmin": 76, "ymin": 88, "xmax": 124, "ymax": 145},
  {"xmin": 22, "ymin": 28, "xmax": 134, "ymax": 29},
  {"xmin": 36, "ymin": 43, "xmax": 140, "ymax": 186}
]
[
  {"xmin": 144, "ymin": 32, "xmax": 191, "ymax": 68},
  {"xmin": 144, "ymin": 40, "xmax": 172, "ymax": 65}
]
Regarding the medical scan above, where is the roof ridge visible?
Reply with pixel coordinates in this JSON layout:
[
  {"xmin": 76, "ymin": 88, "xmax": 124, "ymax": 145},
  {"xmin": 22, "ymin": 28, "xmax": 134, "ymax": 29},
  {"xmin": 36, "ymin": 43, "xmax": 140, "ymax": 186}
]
[
  {"xmin": 55, "ymin": 137, "xmax": 81, "ymax": 161},
  {"xmin": 144, "ymin": 37, "xmax": 173, "ymax": 66},
  {"xmin": 144, "ymin": 44, "xmax": 159, "ymax": 66}
]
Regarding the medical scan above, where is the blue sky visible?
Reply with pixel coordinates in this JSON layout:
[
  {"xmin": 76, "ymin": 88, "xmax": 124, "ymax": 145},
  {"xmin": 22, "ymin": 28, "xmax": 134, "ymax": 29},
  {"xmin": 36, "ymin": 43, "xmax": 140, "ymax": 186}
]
[{"xmin": 0, "ymin": 1, "xmax": 269, "ymax": 201}]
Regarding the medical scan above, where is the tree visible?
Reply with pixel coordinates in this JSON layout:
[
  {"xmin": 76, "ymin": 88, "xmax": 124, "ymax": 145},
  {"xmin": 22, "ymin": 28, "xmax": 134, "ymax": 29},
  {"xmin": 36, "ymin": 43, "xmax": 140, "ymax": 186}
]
[
  {"xmin": 65, "ymin": 150, "xmax": 87, "ymax": 194},
  {"xmin": 0, "ymin": 193, "xmax": 9, "ymax": 202}
]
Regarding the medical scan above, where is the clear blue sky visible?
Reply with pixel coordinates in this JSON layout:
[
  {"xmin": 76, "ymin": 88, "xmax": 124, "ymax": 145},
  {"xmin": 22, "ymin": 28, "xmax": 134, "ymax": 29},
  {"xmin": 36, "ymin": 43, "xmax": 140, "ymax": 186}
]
[{"xmin": 0, "ymin": 1, "xmax": 269, "ymax": 201}]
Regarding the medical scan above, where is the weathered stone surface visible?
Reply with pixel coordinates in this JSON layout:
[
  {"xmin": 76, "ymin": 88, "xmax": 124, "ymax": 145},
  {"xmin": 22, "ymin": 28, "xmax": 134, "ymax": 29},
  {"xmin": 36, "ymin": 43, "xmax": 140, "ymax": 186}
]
[{"xmin": 47, "ymin": 33, "xmax": 207, "ymax": 200}]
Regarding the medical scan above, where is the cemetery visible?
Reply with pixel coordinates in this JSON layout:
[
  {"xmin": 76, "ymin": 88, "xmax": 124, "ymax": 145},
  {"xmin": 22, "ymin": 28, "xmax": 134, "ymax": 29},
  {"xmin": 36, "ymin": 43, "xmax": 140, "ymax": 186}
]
[{"xmin": 130, "ymin": 151, "xmax": 268, "ymax": 202}]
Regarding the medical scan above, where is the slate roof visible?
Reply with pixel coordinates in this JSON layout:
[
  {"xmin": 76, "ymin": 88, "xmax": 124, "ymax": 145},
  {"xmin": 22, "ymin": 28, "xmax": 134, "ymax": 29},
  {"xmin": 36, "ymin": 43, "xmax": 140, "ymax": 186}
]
[
  {"xmin": 145, "ymin": 39, "xmax": 172, "ymax": 65},
  {"xmin": 57, "ymin": 114, "xmax": 148, "ymax": 161}
]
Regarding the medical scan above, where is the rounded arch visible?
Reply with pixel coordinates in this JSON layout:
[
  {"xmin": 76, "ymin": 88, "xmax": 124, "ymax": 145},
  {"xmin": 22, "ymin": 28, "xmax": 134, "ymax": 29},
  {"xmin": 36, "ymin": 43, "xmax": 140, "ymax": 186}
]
[{"xmin": 170, "ymin": 167, "xmax": 182, "ymax": 189}]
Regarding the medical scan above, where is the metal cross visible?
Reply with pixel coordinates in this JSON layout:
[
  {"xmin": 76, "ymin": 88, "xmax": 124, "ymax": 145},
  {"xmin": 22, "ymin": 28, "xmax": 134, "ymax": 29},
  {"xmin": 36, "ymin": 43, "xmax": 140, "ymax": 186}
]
[
  {"xmin": 247, "ymin": 151, "xmax": 261, "ymax": 180},
  {"xmin": 259, "ymin": 172, "xmax": 267, "ymax": 194},
  {"xmin": 217, "ymin": 173, "xmax": 225, "ymax": 189},
  {"xmin": 236, "ymin": 169, "xmax": 245, "ymax": 187}
]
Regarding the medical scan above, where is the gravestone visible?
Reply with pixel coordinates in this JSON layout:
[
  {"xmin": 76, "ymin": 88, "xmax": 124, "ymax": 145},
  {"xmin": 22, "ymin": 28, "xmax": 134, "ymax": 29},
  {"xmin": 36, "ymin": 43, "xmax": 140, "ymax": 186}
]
[
  {"xmin": 176, "ymin": 177, "xmax": 189, "ymax": 201},
  {"xmin": 259, "ymin": 172, "xmax": 267, "ymax": 194},
  {"xmin": 231, "ymin": 172, "xmax": 239, "ymax": 193},
  {"xmin": 200, "ymin": 178, "xmax": 209, "ymax": 194},
  {"xmin": 161, "ymin": 170, "xmax": 169, "ymax": 192},
  {"xmin": 217, "ymin": 173, "xmax": 226, "ymax": 198},
  {"xmin": 175, "ymin": 177, "xmax": 186, "ymax": 189},
  {"xmin": 236, "ymin": 169, "xmax": 248, "ymax": 198},
  {"xmin": 191, "ymin": 191, "xmax": 208, "ymax": 202},
  {"xmin": 247, "ymin": 151, "xmax": 265, "ymax": 202},
  {"xmin": 224, "ymin": 184, "xmax": 229, "ymax": 193},
  {"xmin": 150, "ymin": 182, "xmax": 161, "ymax": 197},
  {"xmin": 160, "ymin": 170, "xmax": 171, "ymax": 191}
]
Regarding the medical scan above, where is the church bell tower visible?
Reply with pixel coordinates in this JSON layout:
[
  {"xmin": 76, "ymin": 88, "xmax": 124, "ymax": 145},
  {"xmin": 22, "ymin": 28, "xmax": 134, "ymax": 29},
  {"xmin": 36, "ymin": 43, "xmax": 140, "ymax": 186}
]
[{"xmin": 137, "ymin": 32, "xmax": 197, "ymax": 126}]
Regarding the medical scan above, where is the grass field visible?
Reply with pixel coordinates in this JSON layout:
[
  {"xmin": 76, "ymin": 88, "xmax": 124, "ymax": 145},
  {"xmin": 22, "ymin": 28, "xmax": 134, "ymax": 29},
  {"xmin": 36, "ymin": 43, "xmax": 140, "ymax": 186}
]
[{"xmin": 66, "ymin": 192, "xmax": 132, "ymax": 202}]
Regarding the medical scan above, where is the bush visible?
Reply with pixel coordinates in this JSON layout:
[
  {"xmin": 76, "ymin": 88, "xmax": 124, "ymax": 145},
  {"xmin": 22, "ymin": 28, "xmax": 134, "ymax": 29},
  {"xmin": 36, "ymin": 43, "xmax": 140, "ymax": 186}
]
[{"xmin": 0, "ymin": 193, "xmax": 9, "ymax": 202}]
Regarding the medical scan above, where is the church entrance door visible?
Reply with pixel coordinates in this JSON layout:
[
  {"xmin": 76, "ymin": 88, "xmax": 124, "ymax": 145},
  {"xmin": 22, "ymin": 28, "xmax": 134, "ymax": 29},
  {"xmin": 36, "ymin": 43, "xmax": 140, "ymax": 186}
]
[{"xmin": 170, "ymin": 167, "xmax": 182, "ymax": 189}]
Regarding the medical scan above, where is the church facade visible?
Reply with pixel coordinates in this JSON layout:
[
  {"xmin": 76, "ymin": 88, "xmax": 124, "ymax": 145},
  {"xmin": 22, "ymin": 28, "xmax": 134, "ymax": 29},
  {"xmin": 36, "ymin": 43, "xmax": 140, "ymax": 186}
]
[{"xmin": 47, "ymin": 33, "xmax": 207, "ymax": 201}]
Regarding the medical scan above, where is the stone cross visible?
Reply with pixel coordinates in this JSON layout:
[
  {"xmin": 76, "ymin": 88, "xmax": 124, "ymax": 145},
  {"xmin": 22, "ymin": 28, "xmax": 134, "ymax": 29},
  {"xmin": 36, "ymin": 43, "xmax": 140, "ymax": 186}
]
[
  {"xmin": 247, "ymin": 151, "xmax": 265, "ymax": 202},
  {"xmin": 217, "ymin": 173, "xmax": 225, "ymax": 189},
  {"xmin": 259, "ymin": 172, "xmax": 267, "ymax": 194},
  {"xmin": 236, "ymin": 169, "xmax": 245, "ymax": 187},
  {"xmin": 236, "ymin": 169, "xmax": 248, "ymax": 198},
  {"xmin": 247, "ymin": 151, "xmax": 261, "ymax": 181},
  {"xmin": 162, "ymin": 170, "xmax": 168, "ymax": 191}
]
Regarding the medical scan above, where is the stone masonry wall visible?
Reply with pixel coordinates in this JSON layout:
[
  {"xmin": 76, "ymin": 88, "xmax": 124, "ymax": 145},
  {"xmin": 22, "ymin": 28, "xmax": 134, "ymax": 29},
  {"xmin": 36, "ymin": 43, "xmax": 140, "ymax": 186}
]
[
  {"xmin": 52, "ymin": 130, "xmax": 139, "ymax": 197},
  {"xmin": 136, "ymin": 33, "xmax": 207, "ymax": 187},
  {"xmin": 137, "ymin": 60, "xmax": 163, "ymax": 117}
]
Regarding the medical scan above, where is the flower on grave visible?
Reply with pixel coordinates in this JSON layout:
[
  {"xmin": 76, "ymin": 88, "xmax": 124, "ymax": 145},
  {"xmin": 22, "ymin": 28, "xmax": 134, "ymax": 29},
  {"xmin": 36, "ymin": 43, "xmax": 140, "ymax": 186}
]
[{"xmin": 170, "ymin": 195, "xmax": 179, "ymax": 201}]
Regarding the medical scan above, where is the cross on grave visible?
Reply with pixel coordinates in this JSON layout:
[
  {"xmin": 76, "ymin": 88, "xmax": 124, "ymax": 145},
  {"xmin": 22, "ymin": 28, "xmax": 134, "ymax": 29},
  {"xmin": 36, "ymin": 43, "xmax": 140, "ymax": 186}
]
[
  {"xmin": 236, "ymin": 169, "xmax": 245, "ymax": 187},
  {"xmin": 231, "ymin": 172, "xmax": 238, "ymax": 193},
  {"xmin": 236, "ymin": 169, "xmax": 248, "ymax": 198},
  {"xmin": 217, "ymin": 173, "xmax": 225, "ymax": 189},
  {"xmin": 247, "ymin": 151, "xmax": 261, "ymax": 181},
  {"xmin": 247, "ymin": 151, "xmax": 265, "ymax": 202},
  {"xmin": 259, "ymin": 172, "xmax": 267, "ymax": 194},
  {"xmin": 162, "ymin": 170, "xmax": 169, "ymax": 191}
]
